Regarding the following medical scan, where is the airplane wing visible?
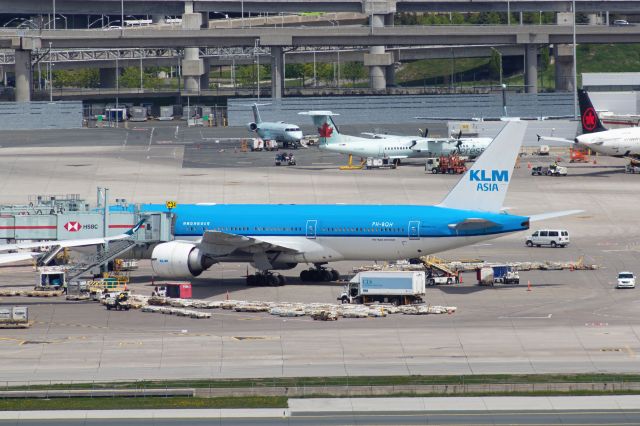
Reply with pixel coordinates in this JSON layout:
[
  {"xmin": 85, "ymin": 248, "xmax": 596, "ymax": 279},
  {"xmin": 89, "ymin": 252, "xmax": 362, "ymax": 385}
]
[
  {"xmin": 416, "ymin": 116, "xmax": 574, "ymax": 122},
  {"xmin": 198, "ymin": 230, "xmax": 301, "ymax": 255},
  {"xmin": 0, "ymin": 219, "xmax": 145, "ymax": 253},
  {"xmin": 360, "ymin": 132, "xmax": 392, "ymax": 139},
  {"xmin": 537, "ymin": 135, "xmax": 574, "ymax": 144},
  {"xmin": 0, "ymin": 252, "xmax": 39, "ymax": 265}
]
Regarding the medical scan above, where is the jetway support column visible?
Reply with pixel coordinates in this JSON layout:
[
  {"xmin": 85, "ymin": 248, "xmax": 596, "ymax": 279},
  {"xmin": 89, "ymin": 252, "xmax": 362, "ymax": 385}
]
[
  {"xmin": 200, "ymin": 58, "xmax": 211, "ymax": 90},
  {"xmin": 524, "ymin": 44, "xmax": 538, "ymax": 94},
  {"xmin": 384, "ymin": 13, "xmax": 396, "ymax": 87},
  {"xmin": 271, "ymin": 46, "xmax": 284, "ymax": 100},
  {"xmin": 181, "ymin": 2, "xmax": 204, "ymax": 93},
  {"xmin": 12, "ymin": 37, "xmax": 39, "ymax": 102},
  {"xmin": 363, "ymin": 0, "xmax": 396, "ymax": 91}
]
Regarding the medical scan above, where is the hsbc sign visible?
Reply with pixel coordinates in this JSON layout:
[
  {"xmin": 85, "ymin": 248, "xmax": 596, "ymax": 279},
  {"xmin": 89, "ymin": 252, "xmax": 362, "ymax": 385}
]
[{"xmin": 63, "ymin": 221, "xmax": 99, "ymax": 232}]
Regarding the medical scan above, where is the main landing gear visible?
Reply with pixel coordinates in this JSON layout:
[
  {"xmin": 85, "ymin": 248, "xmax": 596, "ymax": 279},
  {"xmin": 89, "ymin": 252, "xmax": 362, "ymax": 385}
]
[
  {"xmin": 246, "ymin": 271, "xmax": 286, "ymax": 286},
  {"xmin": 299, "ymin": 266, "xmax": 340, "ymax": 282}
]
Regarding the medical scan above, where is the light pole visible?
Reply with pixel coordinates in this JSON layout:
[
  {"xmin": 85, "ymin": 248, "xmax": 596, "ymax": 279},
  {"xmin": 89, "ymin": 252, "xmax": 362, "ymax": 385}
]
[
  {"xmin": 491, "ymin": 47, "xmax": 503, "ymax": 87},
  {"xmin": 48, "ymin": 42, "xmax": 53, "ymax": 101},
  {"xmin": 241, "ymin": 0, "xmax": 244, "ymax": 28},
  {"xmin": 52, "ymin": 0, "xmax": 56, "ymax": 29},
  {"xmin": 572, "ymin": 0, "xmax": 578, "ymax": 119},
  {"xmin": 120, "ymin": 0, "xmax": 124, "ymax": 37}
]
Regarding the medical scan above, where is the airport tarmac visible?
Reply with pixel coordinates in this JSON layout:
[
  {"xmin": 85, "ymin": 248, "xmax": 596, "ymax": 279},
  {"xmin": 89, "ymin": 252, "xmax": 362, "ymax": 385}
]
[{"xmin": 0, "ymin": 124, "xmax": 639, "ymax": 383}]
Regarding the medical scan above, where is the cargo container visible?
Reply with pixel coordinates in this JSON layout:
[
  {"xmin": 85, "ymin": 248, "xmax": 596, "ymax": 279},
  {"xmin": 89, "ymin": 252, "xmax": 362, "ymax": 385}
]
[
  {"xmin": 129, "ymin": 106, "xmax": 147, "ymax": 122},
  {"xmin": 164, "ymin": 282, "xmax": 192, "ymax": 299},
  {"xmin": 338, "ymin": 271, "xmax": 425, "ymax": 305},
  {"xmin": 477, "ymin": 265, "xmax": 519, "ymax": 285}
]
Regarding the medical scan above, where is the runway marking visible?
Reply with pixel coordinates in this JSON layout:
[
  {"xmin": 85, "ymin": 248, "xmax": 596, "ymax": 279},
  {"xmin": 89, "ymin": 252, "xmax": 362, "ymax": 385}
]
[
  {"xmin": 311, "ymin": 162, "xmax": 335, "ymax": 165},
  {"xmin": 236, "ymin": 161, "xmax": 253, "ymax": 164},
  {"xmin": 626, "ymin": 345, "xmax": 637, "ymax": 358},
  {"xmin": 147, "ymin": 127, "xmax": 155, "ymax": 151},
  {"xmin": 232, "ymin": 336, "xmax": 279, "ymax": 341},
  {"xmin": 585, "ymin": 322, "xmax": 609, "ymax": 327},
  {"xmin": 499, "ymin": 314, "xmax": 552, "ymax": 319},
  {"xmin": 118, "ymin": 341, "xmax": 143, "ymax": 347},
  {"xmin": 0, "ymin": 337, "xmax": 26, "ymax": 345}
]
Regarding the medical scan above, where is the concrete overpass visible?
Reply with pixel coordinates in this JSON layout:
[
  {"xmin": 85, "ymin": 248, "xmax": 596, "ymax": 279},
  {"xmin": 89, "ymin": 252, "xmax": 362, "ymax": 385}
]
[
  {"xmin": 3, "ymin": 0, "xmax": 639, "ymax": 14},
  {"xmin": 3, "ymin": 23, "xmax": 638, "ymax": 101}
]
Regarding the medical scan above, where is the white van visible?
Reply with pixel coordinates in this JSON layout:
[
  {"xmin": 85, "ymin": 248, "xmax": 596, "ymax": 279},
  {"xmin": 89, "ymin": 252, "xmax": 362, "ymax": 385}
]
[
  {"xmin": 617, "ymin": 272, "xmax": 636, "ymax": 289},
  {"xmin": 525, "ymin": 230, "xmax": 570, "ymax": 248}
]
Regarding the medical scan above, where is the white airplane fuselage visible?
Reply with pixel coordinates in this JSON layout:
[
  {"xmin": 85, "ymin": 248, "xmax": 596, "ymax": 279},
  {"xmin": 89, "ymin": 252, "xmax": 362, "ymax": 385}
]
[
  {"xmin": 576, "ymin": 127, "xmax": 640, "ymax": 157},
  {"xmin": 320, "ymin": 136, "xmax": 492, "ymax": 159}
]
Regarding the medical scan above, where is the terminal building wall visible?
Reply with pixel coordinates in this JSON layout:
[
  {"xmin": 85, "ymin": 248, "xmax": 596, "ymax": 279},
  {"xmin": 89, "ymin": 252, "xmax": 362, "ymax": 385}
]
[
  {"xmin": 0, "ymin": 101, "xmax": 82, "ymax": 130},
  {"xmin": 227, "ymin": 93, "xmax": 575, "ymax": 126}
]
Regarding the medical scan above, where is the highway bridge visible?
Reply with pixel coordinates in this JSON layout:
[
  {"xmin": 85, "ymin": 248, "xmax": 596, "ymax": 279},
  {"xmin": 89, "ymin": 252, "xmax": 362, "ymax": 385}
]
[{"xmin": 3, "ymin": 0, "xmax": 639, "ymax": 14}]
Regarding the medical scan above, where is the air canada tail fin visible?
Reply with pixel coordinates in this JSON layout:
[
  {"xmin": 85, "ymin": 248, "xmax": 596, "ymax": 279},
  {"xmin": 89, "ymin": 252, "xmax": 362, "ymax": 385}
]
[
  {"xmin": 439, "ymin": 121, "xmax": 527, "ymax": 212},
  {"xmin": 298, "ymin": 111, "xmax": 344, "ymax": 145},
  {"xmin": 578, "ymin": 89, "xmax": 607, "ymax": 133}
]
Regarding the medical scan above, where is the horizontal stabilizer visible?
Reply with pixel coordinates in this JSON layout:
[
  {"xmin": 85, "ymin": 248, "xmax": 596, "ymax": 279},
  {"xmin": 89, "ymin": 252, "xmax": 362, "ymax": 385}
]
[
  {"xmin": 537, "ymin": 135, "xmax": 573, "ymax": 144},
  {"xmin": 448, "ymin": 218, "xmax": 500, "ymax": 231},
  {"xmin": 298, "ymin": 111, "xmax": 340, "ymax": 116},
  {"xmin": 529, "ymin": 210, "xmax": 583, "ymax": 222}
]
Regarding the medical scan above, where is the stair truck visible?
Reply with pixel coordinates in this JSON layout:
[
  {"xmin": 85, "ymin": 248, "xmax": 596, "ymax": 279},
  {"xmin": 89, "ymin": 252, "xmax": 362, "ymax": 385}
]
[{"xmin": 338, "ymin": 271, "xmax": 426, "ymax": 305}]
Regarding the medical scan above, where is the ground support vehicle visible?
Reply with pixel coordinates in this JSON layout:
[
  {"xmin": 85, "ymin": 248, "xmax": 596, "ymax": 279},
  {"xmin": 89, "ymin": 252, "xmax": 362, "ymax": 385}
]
[
  {"xmin": 365, "ymin": 157, "xmax": 396, "ymax": 169},
  {"xmin": 275, "ymin": 153, "xmax": 296, "ymax": 166},
  {"xmin": 491, "ymin": 265, "xmax": 520, "ymax": 284},
  {"xmin": 421, "ymin": 256, "xmax": 460, "ymax": 285},
  {"xmin": 617, "ymin": 272, "xmax": 636, "ymax": 289},
  {"xmin": 105, "ymin": 292, "xmax": 131, "ymax": 311},
  {"xmin": 339, "ymin": 271, "xmax": 425, "ymax": 305},
  {"xmin": 526, "ymin": 230, "xmax": 570, "ymax": 248},
  {"xmin": 626, "ymin": 164, "xmax": 640, "ymax": 174},
  {"xmin": 531, "ymin": 164, "xmax": 568, "ymax": 176}
]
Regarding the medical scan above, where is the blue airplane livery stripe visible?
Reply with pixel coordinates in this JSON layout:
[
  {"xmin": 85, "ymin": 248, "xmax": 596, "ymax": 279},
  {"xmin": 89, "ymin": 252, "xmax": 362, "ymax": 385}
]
[{"xmin": 110, "ymin": 204, "xmax": 529, "ymax": 238}]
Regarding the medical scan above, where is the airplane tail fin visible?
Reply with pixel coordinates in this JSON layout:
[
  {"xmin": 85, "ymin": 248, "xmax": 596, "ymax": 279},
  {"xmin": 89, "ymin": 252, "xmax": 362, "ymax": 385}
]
[
  {"xmin": 439, "ymin": 121, "xmax": 527, "ymax": 212},
  {"xmin": 299, "ymin": 111, "xmax": 343, "ymax": 145},
  {"xmin": 251, "ymin": 103, "xmax": 262, "ymax": 123},
  {"xmin": 578, "ymin": 89, "xmax": 607, "ymax": 133}
]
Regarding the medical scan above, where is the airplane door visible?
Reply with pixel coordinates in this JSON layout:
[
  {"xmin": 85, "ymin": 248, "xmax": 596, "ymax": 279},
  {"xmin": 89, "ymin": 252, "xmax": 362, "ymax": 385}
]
[
  {"xmin": 408, "ymin": 221, "xmax": 420, "ymax": 240},
  {"xmin": 306, "ymin": 220, "xmax": 317, "ymax": 239}
]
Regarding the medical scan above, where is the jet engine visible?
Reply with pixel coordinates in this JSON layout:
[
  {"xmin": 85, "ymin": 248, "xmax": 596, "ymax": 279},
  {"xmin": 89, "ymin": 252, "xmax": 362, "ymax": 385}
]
[
  {"xmin": 151, "ymin": 241, "xmax": 214, "ymax": 278},
  {"xmin": 247, "ymin": 122, "xmax": 258, "ymax": 131}
]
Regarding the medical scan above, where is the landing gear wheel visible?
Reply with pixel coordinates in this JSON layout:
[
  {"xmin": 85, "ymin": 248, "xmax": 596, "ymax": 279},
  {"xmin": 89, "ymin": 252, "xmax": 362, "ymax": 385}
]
[
  {"xmin": 300, "ymin": 270, "xmax": 311, "ymax": 282},
  {"xmin": 247, "ymin": 275, "xmax": 257, "ymax": 286},
  {"xmin": 330, "ymin": 269, "xmax": 340, "ymax": 281},
  {"xmin": 320, "ymin": 270, "xmax": 332, "ymax": 282},
  {"xmin": 267, "ymin": 274, "xmax": 279, "ymax": 286},
  {"xmin": 277, "ymin": 274, "xmax": 286, "ymax": 285}
]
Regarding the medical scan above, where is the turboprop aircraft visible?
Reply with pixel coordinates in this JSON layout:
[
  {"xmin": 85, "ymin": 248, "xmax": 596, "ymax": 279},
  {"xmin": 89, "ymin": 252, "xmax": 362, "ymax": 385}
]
[
  {"xmin": 538, "ymin": 90, "xmax": 640, "ymax": 159},
  {"xmin": 299, "ymin": 111, "xmax": 492, "ymax": 167},
  {"xmin": 247, "ymin": 104, "xmax": 303, "ymax": 148},
  {"xmin": 142, "ymin": 121, "xmax": 580, "ymax": 286}
]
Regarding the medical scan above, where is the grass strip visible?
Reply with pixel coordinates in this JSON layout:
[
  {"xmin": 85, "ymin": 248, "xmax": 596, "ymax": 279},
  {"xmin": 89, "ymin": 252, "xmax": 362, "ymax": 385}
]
[
  {"xmin": 0, "ymin": 396, "xmax": 288, "ymax": 411},
  {"xmin": 7, "ymin": 373, "xmax": 640, "ymax": 391}
]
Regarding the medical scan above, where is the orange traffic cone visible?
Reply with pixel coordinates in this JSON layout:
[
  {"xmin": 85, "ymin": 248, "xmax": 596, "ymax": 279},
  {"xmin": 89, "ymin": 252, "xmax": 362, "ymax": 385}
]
[
  {"xmin": 527, "ymin": 162, "xmax": 532, "ymax": 169},
  {"xmin": 458, "ymin": 273, "xmax": 463, "ymax": 284},
  {"xmin": 527, "ymin": 280, "xmax": 532, "ymax": 291},
  {"xmin": 593, "ymin": 158, "xmax": 597, "ymax": 165}
]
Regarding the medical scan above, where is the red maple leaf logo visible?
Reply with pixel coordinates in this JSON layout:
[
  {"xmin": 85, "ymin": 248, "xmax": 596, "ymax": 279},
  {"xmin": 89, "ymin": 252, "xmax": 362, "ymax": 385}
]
[
  {"xmin": 318, "ymin": 122, "xmax": 333, "ymax": 138},
  {"xmin": 582, "ymin": 107, "xmax": 597, "ymax": 131}
]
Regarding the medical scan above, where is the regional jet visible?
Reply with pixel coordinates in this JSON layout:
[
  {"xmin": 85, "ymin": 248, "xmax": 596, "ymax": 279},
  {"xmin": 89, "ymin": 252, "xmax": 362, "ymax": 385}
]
[
  {"xmin": 247, "ymin": 104, "xmax": 303, "ymax": 148},
  {"xmin": 538, "ymin": 90, "xmax": 640, "ymax": 159},
  {"xmin": 299, "ymin": 111, "xmax": 492, "ymax": 165},
  {"xmin": 144, "ymin": 122, "xmax": 580, "ymax": 286}
]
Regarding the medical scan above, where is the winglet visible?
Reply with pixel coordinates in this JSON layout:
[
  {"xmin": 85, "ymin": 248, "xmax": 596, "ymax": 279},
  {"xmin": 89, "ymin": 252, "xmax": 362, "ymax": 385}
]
[
  {"xmin": 439, "ymin": 121, "xmax": 527, "ymax": 212},
  {"xmin": 125, "ymin": 219, "xmax": 146, "ymax": 236}
]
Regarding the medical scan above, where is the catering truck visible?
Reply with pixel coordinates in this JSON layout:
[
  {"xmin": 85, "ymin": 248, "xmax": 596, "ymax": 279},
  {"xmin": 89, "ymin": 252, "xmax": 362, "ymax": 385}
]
[{"xmin": 338, "ymin": 271, "xmax": 426, "ymax": 305}]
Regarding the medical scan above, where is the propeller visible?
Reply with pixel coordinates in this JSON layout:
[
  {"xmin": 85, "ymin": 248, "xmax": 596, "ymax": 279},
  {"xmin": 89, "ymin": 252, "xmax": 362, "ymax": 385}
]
[
  {"xmin": 418, "ymin": 128, "xmax": 429, "ymax": 138},
  {"xmin": 454, "ymin": 130, "xmax": 463, "ymax": 154}
]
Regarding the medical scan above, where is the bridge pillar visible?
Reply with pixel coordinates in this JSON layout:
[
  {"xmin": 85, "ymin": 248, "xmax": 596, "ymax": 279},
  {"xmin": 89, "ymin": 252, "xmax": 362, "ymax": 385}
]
[
  {"xmin": 181, "ymin": 1, "xmax": 204, "ymax": 92},
  {"xmin": 14, "ymin": 49, "xmax": 32, "ymax": 102},
  {"xmin": 524, "ymin": 44, "xmax": 538, "ymax": 94},
  {"xmin": 152, "ymin": 15, "xmax": 165, "ymax": 24},
  {"xmin": 271, "ymin": 46, "xmax": 284, "ymax": 99},
  {"xmin": 99, "ymin": 68, "xmax": 117, "ymax": 89},
  {"xmin": 363, "ymin": 1, "xmax": 396, "ymax": 91},
  {"xmin": 554, "ymin": 44, "xmax": 574, "ymax": 92},
  {"xmin": 200, "ymin": 59, "xmax": 210, "ymax": 90}
]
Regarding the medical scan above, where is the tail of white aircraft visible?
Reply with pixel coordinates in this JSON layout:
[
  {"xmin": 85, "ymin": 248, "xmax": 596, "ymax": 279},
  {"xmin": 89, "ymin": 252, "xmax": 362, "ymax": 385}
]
[
  {"xmin": 299, "ymin": 111, "xmax": 373, "ymax": 146},
  {"xmin": 439, "ymin": 121, "xmax": 527, "ymax": 212}
]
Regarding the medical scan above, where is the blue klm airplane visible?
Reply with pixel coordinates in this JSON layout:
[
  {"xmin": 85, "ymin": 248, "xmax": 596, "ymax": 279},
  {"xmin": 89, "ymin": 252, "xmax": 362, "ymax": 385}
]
[{"xmin": 144, "ymin": 121, "xmax": 579, "ymax": 285}]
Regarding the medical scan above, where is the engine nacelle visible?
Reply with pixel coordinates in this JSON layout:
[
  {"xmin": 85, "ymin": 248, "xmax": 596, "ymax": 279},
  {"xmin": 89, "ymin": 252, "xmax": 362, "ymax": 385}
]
[
  {"xmin": 151, "ymin": 241, "xmax": 212, "ymax": 279},
  {"xmin": 247, "ymin": 122, "xmax": 258, "ymax": 131}
]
